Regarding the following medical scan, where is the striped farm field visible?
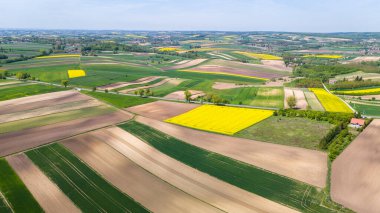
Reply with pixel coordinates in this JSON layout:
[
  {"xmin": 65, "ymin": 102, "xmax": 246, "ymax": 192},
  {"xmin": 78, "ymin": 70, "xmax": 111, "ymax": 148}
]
[
  {"xmin": 180, "ymin": 69, "xmax": 269, "ymax": 80},
  {"xmin": 36, "ymin": 54, "xmax": 80, "ymax": 59},
  {"xmin": 68, "ymin": 69, "xmax": 86, "ymax": 78},
  {"xmin": 165, "ymin": 105, "xmax": 273, "ymax": 135},
  {"xmin": 334, "ymin": 87, "xmax": 380, "ymax": 96},
  {"xmin": 233, "ymin": 51, "xmax": 282, "ymax": 60},
  {"xmin": 302, "ymin": 54, "xmax": 343, "ymax": 59},
  {"xmin": 26, "ymin": 144, "xmax": 148, "ymax": 213},
  {"xmin": 309, "ymin": 88, "xmax": 353, "ymax": 113}
]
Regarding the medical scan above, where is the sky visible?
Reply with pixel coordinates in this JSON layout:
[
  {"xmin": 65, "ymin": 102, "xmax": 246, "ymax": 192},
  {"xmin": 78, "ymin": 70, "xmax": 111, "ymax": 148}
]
[{"xmin": 0, "ymin": 0, "xmax": 379, "ymax": 32}]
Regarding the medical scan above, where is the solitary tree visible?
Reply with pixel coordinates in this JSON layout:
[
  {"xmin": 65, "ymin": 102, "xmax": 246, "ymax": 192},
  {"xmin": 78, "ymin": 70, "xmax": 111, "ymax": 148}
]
[
  {"xmin": 286, "ymin": 96, "xmax": 297, "ymax": 108},
  {"xmin": 184, "ymin": 90, "xmax": 192, "ymax": 102},
  {"xmin": 61, "ymin": 80, "xmax": 69, "ymax": 88}
]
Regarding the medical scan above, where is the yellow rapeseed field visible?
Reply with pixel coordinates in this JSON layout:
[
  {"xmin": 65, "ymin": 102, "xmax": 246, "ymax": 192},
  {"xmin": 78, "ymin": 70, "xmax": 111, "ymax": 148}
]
[
  {"xmin": 68, "ymin": 70, "xmax": 86, "ymax": 78},
  {"xmin": 158, "ymin": 47, "xmax": 180, "ymax": 52},
  {"xmin": 165, "ymin": 105, "xmax": 273, "ymax": 135},
  {"xmin": 334, "ymin": 87, "xmax": 380, "ymax": 95},
  {"xmin": 233, "ymin": 51, "xmax": 282, "ymax": 60},
  {"xmin": 180, "ymin": 69, "xmax": 268, "ymax": 81},
  {"xmin": 302, "ymin": 54, "xmax": 343, "ymax": 59},
  {"xmin": 309, "ymin": 88, "xmax": 353, "ymax": 113},
  {"xmin": 36, "ymin": 54, "xmax": 81, "ymax": 59}
]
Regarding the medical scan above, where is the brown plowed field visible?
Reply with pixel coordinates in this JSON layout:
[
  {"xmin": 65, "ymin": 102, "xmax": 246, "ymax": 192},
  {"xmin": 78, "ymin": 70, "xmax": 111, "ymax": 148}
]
[
  {"xmin": 6, "ymin": 154, "xmax": 80, "ymax": 213},
  {"xmin": 136, "ymin": 116, "xmax": 328, "ymax": 187},
  {"xmin": 62, "ymin": 135, "xmax": 222, "ymax": 213},
  {"xmin": 331, "ymin": 119, "xmax": 380, "ymax": 213},
  {"xmin": 0, "ymin": 111, "xmax": 132, "ymax": 157},
  {"xmin": 126, "ymin": 101, "xmax": 199, "ymax": 120},
  {"xmin": 73, "ymin": 127, "xmax": 297, "ymax": 213},
  {"xmin": 0, "ymin": 99, "xmax": 101, "ymax": 123},
  {"xmin": 164, "ymin": 90, "xmax": 205, "ymax": 100},
  {"xmin": 189, "ymin": 65, "xmax": 285, "ymax": 79}
]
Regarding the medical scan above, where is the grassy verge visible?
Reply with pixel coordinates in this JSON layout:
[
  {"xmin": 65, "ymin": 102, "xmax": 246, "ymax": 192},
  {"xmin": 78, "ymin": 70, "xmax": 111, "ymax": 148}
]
[
  {"xmin": 0, "ymin": 84, "xmax": 67, "ymax": 101},
  {"xmin": 235, "ymin": 116, "xmax": 334, "ymax": 150},
  {"xmin": 0, "ymin": 106, "xmax": 115, "ymax": 134},
  {"xmin": 120, "ymin": 121, "xmax": 352, "ymax": 213},
  {"xmin": 82, "ymin": 91, "xmax": 155, "ymax": 108},
  {"xmin": 0, "ymin": 159, "xmax": 43, "ymax": 213},
  {"xmin": 26, "ymin": 144, "xmax": 148, "ymax": 213}
]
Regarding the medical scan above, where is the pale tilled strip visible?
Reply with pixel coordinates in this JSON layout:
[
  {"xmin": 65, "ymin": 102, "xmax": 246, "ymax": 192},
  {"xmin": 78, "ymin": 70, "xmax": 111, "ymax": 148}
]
[{"xmin": 6, "ymin": 153, "xmax": 80, "ymax": 213}]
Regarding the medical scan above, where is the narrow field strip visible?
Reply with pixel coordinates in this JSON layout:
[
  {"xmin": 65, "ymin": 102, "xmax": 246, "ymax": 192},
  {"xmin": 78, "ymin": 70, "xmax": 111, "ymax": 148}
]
[
  {"xmin": 6, "ymin": 154, "xmax": 80, "ymax": 213},
  {"xmin": 26, "ymin": 144, "xmax": 148, "ymax": 213},
  {"xmin": 180, "ymin": 69, "xmax": 269, "ymax": 80},
  {"xmin": 90, "ymin": 127, "xmax": 296, "ymax": 213},
  {"xmin": 120, "ymin": 121, "xmax": 338, "ymax": 213},
  {"xmin": 62, "ymin": 134, "xmax": 222, "ymax": 213},
  {"xmin": 0, "ymin": 106, "xmax": 115, "ymax": 134},
  {"xmin": 0, "ymin": 159, "xmax": 43, "ymax": 213},
  {"xmin": 304, "ymin": 91, "xmax": 325, "ymax": 111},
  {"xmin": 0, "ymin": 99, "xmax": 101, "ymax": 123},
  {"xmin": 0, "ymin": 84, "xmax": 67, "ymax": 102}
]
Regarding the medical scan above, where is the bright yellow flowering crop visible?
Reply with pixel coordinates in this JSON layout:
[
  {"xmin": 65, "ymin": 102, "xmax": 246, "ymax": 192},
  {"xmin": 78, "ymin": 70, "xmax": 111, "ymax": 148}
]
[
  {"xmin": 334, "ymin": 87, "xmax": 380, "ymax": 95},
  {"xmin": 68, "ymin": 70, "xmax": 86, "ymax": 78},
  {"xmin": 233, "ymin": 51, "xmax": 282, "ymax": 60},
  {"xmin": 309, "ymin": 88, "xmax": 353, "ymax": 113},
  {"xmin": 302, "ymin": 54, "xmax": 343, "ymax": 59},
  {"xmin": 158, "ymin": 47, "xmax": 180, "ymax": 52},
  {"xmin": 165, "ymin": 105, "xmax": 273, "ymax": 135},
  {"xmin": 36, "ymin": 54, "xmax": 81, "ymax": 59}
]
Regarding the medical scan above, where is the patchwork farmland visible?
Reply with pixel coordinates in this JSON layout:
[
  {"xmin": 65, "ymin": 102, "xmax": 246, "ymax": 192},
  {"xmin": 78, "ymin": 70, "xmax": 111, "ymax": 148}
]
[{"xmin": 0, "ymin": 29, "xmax": 378, "ymax": 213}]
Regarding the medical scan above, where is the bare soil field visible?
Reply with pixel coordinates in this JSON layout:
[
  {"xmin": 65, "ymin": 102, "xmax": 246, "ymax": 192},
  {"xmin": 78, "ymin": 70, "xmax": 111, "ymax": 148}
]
[
  {"xmin": 81, "ymin": 127, "xmax": 297, "ymax": 213},
  {"xmin": 212, "ymin": 82, "xmax": 255, "ymax": 90},
  {"xmin": 261, "ymin": 60, "xmax": 292, "ymax": 71},
  {"xmin": 97, "ymin": 76, "xmax": 162, "ymax": 90},
  {"xmin": 164, "ymin": 90, "xmax": 205, "ymax": 100},
  {"xmin": 331, "ymin": 119, "xmax": 380, "ymax": 213},
  {"xmin": 0, "ymin": 111, "xmax": 132, "ymax": 157},
  {"xmin": 62, "ymin": 134, "xmax": 221, "ymax": 213},
  {"xmin": 6, "ymin": 154, "xmax": 80, "ymax": 213},
  {"xmin": 126, "ymin": 101, "xmax": 199, "ymax": 120},
  {"xmin": 284, "ymin": 88, "xmax": 308, "ymax": 110},
  {"xmin": 163, "ymin": 59, "xmax": 207, "ymax": 70},
  {"xmin": 0, "ymin": 99, "xmax": 101, "ymax": 123},
  {"xmin": 189, "ymin": 65, "xmax": 284, "ymax": 79},
  {"xmin": 136, "ymin": 116, "xmax": 328, "ymax": 187},
  {"xmin": 0, "ymin": 90, "xmax": 77, "ymax": 108},
  {"xmin": 347, "ymin": 56, "xmax": 380, "ymax": 63}
]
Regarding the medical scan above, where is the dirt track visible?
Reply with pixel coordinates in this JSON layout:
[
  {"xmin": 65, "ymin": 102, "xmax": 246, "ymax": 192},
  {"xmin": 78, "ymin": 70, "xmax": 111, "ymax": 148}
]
[
  {"xmin": 0, "ymin": 111, "xmax": 132, "ymax": 157},
  {"xmin": 126, "ymin": 101, "xmax": 199, "ymax": 120},
  {"xmin": 79, "ymin": 127, "xmax": 297, "ymax": 213},
  {"xmin": 164, "ymin": 90, "xmax": 205, "ymax": 100},
  {"xmin": 136, "ymin": 116, "xmax": 328, "ymax": 188},
  {"xmin": 6, "ymin": 154, "xmax": 80, "ymax": 213},
  {"xmin": 62, "ymin": 135, "xmax": 221, "ymax": 213},
  {"xmin": 331, "ymin": 119, "xmax": 380, "ymax": 213}
]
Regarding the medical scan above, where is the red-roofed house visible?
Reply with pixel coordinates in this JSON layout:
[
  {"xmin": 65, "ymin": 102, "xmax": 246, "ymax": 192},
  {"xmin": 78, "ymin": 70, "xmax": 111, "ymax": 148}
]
[{"xmin": 350, "ymin": 118, "xmax": 365, "ymax": 128}]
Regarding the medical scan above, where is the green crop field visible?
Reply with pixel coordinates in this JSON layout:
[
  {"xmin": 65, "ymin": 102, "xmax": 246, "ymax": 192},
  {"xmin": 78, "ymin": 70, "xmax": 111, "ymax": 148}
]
[
  {"xmin": 8, "ymin": 64, "xmax": 79, "ymax": 82},
  {"xmin": 114, "ymin": 77, "xmax": 164, "ymax": 91},
  {"xmin": 82, "ymin": 91, "xmax": 155, "ymax": 108},
  {"xmin": 235, "ymin": 116, "xmax": 334, "ymax": 149},
  {"xmin": 249, "ymin": 87, "xmax": 284, "ymax": 108},
  {"xmin": 0, "ymin": 84, "xmax": 67, "ymax": 101},
  {"xmin": 26, "ymin": 144, "xmax": 148, "ymax": 213},
  {"xmin": 119, "ymin": 121, "xmax": 350, "ymax": 213},
  {"xmin": 350, "ymin": 102, "xmax": 380, "ymax": 117},
  {"xmin": 0, "ymin": 159, "xmax": 43, "ymax": 213},
  {"xmin": 0, "ymin": 106, "xmax": 115, "ymax": 134}
]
